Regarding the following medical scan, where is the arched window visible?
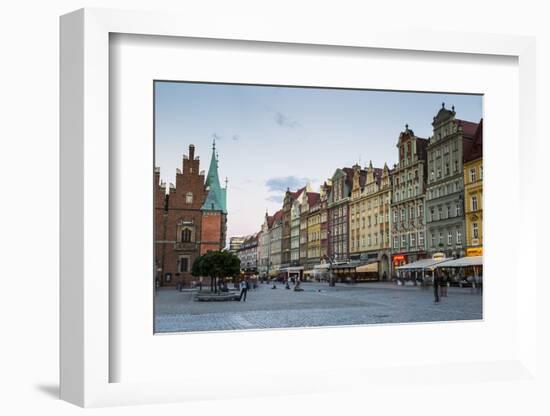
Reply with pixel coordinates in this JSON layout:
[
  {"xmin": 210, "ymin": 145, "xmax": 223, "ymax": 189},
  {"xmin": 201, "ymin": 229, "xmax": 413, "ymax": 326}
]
[
  {"xmin": 186, "ymin": 192, "xmax": 193, "ymax": 204},
  {"xmin": 181, "ymin": 228, "xmax": 192, "ymax": 242}
]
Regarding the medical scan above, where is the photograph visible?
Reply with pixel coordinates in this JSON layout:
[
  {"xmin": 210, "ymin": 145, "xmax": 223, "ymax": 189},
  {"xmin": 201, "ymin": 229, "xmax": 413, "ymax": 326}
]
[{"xmin": 153, "ymin": 81, "xmax": 483, "ymax": 333}]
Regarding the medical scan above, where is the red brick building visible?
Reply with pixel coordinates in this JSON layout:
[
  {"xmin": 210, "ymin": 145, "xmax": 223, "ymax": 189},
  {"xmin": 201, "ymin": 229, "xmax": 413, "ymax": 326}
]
[{"xmin": 155, "ymin": 142, "xmax": 227, "ymax": 287}]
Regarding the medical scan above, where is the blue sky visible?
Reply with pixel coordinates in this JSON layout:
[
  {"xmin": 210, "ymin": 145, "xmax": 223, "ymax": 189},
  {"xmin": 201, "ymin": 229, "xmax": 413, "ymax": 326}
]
[{"xmin": 155, "ymin": 82, "xmax": 482, "ymax": 240}]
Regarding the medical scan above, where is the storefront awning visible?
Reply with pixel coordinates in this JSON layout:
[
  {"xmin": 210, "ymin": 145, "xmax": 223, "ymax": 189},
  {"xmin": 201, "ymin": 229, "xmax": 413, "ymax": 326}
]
[
  {"xmin": 280, "ymin": 266, "xmax": 304, "ymax": 272},
  {"xmin": 396, "ymin": 258, "xmax": 451, "ymax": 271},
  {"xmin": 356, "ymin": 262, "xmax": 379, "ymax": 273},
  {"xmin": 332, "ymin": 262, "xmax": 361, "ymax": 269},
  {"xmin": 434, "ymin": 256, "xmax": 483, "ymax": 268}
]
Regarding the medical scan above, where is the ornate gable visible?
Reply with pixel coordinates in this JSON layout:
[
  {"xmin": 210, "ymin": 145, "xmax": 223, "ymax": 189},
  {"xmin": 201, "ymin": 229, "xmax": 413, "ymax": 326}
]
[{"xmin": 432, "ymin": 102, "xmax": 456, "ymax": 128}]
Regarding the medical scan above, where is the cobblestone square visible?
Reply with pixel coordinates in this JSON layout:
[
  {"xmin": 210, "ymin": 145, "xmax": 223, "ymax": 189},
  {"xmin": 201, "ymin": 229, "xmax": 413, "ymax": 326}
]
[{"xmin": 154, "ymin": 282, "xmax": 482, "ymax": 333}]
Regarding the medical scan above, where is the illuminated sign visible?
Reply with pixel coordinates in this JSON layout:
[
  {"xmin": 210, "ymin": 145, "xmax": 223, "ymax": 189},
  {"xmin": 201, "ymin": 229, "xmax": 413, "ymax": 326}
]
[
  {"xmin": 393, "ymin": 254, "xmax": 406, "ymax": 263},
  {"xmin": 432, "ymin": 252, "xmax": 446, "ymax": 260}
]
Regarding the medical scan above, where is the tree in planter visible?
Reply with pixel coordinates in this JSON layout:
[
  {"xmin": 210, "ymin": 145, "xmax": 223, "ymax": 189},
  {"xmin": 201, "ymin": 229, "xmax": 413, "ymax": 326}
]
[{"xmin": 191, "ymin": 251, "xmax": 241, "ymax": 293}]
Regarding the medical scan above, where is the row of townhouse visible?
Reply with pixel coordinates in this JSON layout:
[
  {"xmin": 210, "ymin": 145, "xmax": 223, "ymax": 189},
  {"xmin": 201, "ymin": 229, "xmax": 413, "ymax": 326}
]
[
  {"xmin": 237, "ymin": 104, "xmax": 483, "ymax": 280},
  {"xmin": 235, "ymin": 233, "xmax": 260, "ymax": 272}
]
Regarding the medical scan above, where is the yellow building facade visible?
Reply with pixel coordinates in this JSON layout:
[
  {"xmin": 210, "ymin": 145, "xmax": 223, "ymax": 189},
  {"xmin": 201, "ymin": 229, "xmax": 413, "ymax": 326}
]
[
  {"xmin": 349, "ymin": 162, "xmax": 392, "ymax": 278},
  {"xmin": 464, "ymin": 158, "xmax": 483, "ymax": 255},
  {"xmin": 464, "ymin": 120, "xmax": 483, "ymax": 256},
  {"xmin": 306, "ymin": 193, "xmax": 321, "ymax": 268}
]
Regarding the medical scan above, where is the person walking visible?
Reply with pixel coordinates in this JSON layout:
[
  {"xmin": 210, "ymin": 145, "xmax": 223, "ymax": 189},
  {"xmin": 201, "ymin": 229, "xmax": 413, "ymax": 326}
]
[
  {"xmin": 239, "ymin": 279, "xmax": 248, "ymax": 302},
  {"xmin": 441, "ymin": 270, "xmax": 448, "ymax": 297},
  {"xmin": 433, "ymin": 268, "xmax": 440, "ymax": 303}
]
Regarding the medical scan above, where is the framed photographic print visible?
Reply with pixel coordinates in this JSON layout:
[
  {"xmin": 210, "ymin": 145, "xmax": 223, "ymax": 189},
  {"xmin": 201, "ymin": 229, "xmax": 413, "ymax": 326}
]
[
  {"xmin": 60, "ymin": 8, "xmax": 537, "ymax": 408},
  {"xmin": 152, "ymin": 81, "xmax": 483, "ymax": 334}
]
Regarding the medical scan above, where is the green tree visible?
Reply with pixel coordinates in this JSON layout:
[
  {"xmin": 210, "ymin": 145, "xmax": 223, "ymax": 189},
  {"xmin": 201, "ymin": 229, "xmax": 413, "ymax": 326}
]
[{"xmin": 191, "ymin": 251, "xmax": 241, "ymax": 293}]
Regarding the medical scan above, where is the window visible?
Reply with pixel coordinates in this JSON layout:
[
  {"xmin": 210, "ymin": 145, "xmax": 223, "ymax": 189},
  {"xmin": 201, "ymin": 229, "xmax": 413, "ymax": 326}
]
[
  {"xmin": 431, "ymin": 233, "xmax": 435, "ymax": 247},
  {"xmin": 447, "ymin": 205, "xmax": 451, "ymax": 218},
  {"xmin": 374, "ymin": 233, "xmax": 378, "ymax": 245},
  {"xmin": 186, "ymin": 192, "xmax": 193, "ymax": 204},
  {"xmin": 181, "ymin": 228, "xmax": 192, "ymax": 242},
  {"xmin": 430, "ymin": 208, "xmax": 434, "ymax": 222},
  {"xmin": 456, "ymin": 202, "xmax": 462, "ymax": 216},
  {"xmin": 418, "ymin": 232, "xmax": 425, "ymax": 247},
  {"xmin": 470, "ymin": 168, "xmax": 477, "ymax": 183},
  {"xmin": 410, "ymin": 233, "xmax": 416, "ymax": 247},
  {"xmin": 456, "ymin": 230, "xmax": 462, "ymax": 245},
  {"xmin": 401, "ymin": 235, "xmax": 407, "ymax": 248},
  {"xmin": 471, "ymin": 195, "xmax": 478, "ymax": 211},
  {"xmin": 179, "ymin": 257, "xmax": 189, "ymax": 273},
  {"xmin": 409, "ymin": 206, "xmax": 414, "ymax": 220},
  {"xmin": 393, "ymin": 210, "xmax": 398, "ymax": 223},
  {"xmin": 438, "ymin": 206, "xmax": 443, "ymax": 220},
  {"xmin": 447, "ymin": 232, "xmax": 453, "ymax": 245},
  {"xmin": 394, "ymin": 236, "xmax": 399, "ymax": 249},
  {"xmin": 472, "ymin": 222, "xmax": 479, "ymax": 239},
  {"xmin": 439, "ymin": 232, "xmax": 443, "ymax": 245}
]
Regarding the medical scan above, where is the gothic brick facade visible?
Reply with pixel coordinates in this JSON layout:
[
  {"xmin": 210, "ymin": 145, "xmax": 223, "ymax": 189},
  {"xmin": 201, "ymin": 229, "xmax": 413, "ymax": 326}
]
[{"xmin": 155, "ymin": 143, "xmax": 227, "ymax": 287}]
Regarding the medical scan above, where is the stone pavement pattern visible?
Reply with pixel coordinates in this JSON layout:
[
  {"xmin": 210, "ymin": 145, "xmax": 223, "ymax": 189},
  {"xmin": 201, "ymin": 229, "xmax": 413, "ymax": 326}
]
[{"xmin": 154, "ymin": 282, "xmax": 482, "ymax": 333}]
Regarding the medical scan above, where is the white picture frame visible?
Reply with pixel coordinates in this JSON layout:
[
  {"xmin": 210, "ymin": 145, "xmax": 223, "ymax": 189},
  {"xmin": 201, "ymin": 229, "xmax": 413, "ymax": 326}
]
[{"xmin": 60, "ymin": 8, "xmax": 537, "ymax": 408}]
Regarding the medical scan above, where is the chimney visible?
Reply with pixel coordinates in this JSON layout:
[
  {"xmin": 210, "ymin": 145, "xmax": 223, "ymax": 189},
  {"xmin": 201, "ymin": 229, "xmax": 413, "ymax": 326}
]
[{"xmin": 189, "ymin": 144, "xmax": 195, "ymax": 160}]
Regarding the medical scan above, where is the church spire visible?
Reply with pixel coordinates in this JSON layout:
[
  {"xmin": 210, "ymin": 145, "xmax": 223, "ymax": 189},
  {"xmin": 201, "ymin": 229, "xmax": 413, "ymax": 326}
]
[{"xmin": 202, "ymin": 141, "xmax": 227, "ymax": 213}]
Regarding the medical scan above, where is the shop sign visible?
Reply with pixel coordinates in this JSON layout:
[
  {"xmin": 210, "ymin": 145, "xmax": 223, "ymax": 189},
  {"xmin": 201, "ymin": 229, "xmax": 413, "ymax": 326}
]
[
  {"xmin": 466, "ymin": 247, "xmax": 483, "ymax": 256},
  {"xmin": 393, "ymin": 254, "xmax": 406, "ymax": 263},
  {"xmin": 432, "ymin": 252, "xmax": 446, "ymax": 260}
]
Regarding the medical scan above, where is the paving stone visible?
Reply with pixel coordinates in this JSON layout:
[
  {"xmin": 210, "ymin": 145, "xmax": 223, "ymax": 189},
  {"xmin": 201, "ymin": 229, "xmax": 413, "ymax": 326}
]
[{"xmin": 154, "ymin": 282, "xmax": 482, "ymax": 333}]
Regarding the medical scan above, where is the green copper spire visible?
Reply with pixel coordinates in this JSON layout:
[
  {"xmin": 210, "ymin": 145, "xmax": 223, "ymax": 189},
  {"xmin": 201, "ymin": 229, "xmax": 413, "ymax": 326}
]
[{"xmin": 202, "ymin": 140, "xmax": 227, "ymax": 213}]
